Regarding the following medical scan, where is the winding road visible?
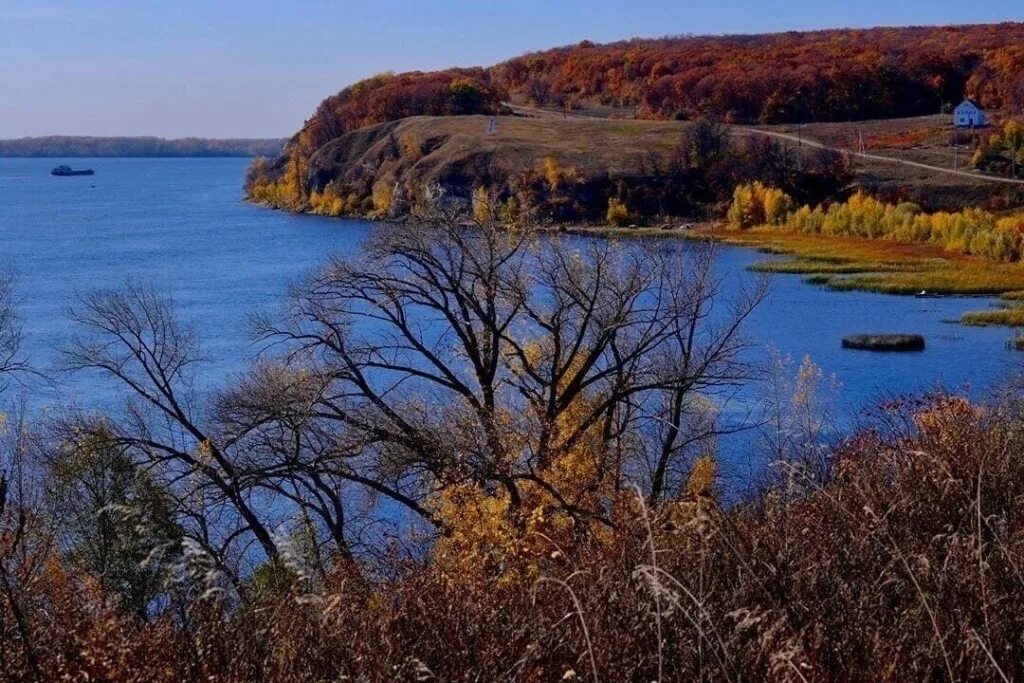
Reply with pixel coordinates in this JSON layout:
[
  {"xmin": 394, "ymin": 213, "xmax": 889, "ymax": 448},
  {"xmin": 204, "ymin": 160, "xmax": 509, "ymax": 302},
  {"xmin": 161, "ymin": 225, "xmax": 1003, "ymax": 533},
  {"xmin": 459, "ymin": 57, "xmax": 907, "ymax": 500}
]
[
  {"xmin": 739, "ymin": 127, "xmax": 1024, "ymax": 186},
  {"xmin": 507, "ymin": 102, "xmax": 1024, "ymax": 187}
]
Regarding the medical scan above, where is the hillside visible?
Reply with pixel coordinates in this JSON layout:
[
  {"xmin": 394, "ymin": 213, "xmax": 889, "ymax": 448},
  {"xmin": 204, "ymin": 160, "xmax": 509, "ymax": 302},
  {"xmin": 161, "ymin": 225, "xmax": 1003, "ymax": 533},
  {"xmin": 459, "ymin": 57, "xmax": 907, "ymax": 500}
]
[
  {"xmin": 290, "ymin": 22, "xmax": 1024, "ymax": 156},
  {"xmin": 249, "ymin": 108, "xmax": 1024, "ymax": 224},
  {"xmin": 756, "ymin": 114, "xmax": 1024, "ymax": 210},
  {"xmin": 249, "ymin": 22, "xmax": 1024, "ymax": 223},
  {"xmin": 309, "ymin": 115, "xmax": 685, "ymax": 197},
  {"xmin": 0, "ymin": 136, "xmax": 285, "ymax": 158},
  {"xmin": 247, "ymin": 113, "xmax": 859, "ymax": 222},
  {"xmin": 251, "ymin": 115, "xmax": 689, "ymax": 221},
  {"xmin": 493, "ymin": 24, "xmax": 1024, "ymax": 122}
]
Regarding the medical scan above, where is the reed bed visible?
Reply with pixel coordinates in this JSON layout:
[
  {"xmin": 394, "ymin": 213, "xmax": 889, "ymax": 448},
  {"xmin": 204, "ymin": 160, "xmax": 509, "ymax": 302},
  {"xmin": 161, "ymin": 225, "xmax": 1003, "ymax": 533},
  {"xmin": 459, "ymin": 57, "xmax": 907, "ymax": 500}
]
[
  {"xmin": 717, "ymin": 228, "xmax": 1024, "ymax": 295},
  {"xmin": 961, "ymin": 306, "xmax": 1024, "ymax": 326}
]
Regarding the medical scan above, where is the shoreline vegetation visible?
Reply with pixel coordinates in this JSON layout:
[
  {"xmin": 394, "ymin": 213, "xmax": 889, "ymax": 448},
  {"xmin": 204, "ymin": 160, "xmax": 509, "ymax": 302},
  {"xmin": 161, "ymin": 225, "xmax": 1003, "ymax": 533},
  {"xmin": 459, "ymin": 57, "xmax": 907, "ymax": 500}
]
[
  {"xmin": 718, "ymin": 182, "xmax": 1024, "ymax": 325},
  {"xmin": 248, "ymin": 193, "xmax": 1024, "ymax": 326}
]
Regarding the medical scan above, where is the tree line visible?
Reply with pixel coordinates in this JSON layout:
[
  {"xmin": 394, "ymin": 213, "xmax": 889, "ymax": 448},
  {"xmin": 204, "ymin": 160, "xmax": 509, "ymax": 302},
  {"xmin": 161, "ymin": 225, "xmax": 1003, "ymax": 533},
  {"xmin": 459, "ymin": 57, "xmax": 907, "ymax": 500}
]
[
  {"xmin": 494, "ymin": 24, "xmax": 1024, "ymax": 122},
  {"xmin": 728, "ymin": 181, "xmax": 1024, "ymax": 262},
  {"xmin": 0, "ymin": 136, "xmax": 285, "ymax": 158}
]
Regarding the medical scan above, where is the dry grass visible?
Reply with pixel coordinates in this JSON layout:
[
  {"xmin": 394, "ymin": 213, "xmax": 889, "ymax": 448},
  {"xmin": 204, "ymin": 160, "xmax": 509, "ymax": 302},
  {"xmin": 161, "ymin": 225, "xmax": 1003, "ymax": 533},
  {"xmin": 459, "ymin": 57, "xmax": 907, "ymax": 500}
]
[
  {"xmin": 315, "ymin": 114, "xmax": 689, "ymax": 185},
  {"xmin": 6, "ymin": 396, "xmax": 1024, "ymax": 680},
  {"xmin": 961, "ymin": 306, "xmax": 1024, "ymax": 326},
  {"xmin": 760, "ymin": 114, "xmax": 1024, "ymax": 209}
]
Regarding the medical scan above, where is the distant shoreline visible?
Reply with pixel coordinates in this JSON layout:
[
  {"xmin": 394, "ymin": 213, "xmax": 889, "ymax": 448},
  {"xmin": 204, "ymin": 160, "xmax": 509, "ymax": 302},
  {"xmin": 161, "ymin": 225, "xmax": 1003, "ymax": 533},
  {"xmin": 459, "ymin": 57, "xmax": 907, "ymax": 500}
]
[
  {"xmin": 0, "ymin": 135, "xmax": 285, "ymax": 158},
  {"xmin": 0, "ymin": 154, "xmax": 273, "ymax": 158}
]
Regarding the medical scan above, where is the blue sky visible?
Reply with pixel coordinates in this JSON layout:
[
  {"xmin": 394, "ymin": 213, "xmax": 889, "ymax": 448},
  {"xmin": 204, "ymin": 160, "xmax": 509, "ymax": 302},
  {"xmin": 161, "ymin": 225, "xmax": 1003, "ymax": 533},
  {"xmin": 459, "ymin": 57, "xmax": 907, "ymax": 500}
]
[{"xmin": 0, "ymin": 1, "xmax": 1020, "ymax": 138}]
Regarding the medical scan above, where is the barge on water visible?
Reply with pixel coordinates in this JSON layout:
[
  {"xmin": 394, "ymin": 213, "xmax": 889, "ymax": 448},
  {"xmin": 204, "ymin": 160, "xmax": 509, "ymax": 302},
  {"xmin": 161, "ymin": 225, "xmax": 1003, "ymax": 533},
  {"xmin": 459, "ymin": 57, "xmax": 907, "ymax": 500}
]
[{"xmin": 51, "ymin": 165, "xmax": 94, "ymax": 176}]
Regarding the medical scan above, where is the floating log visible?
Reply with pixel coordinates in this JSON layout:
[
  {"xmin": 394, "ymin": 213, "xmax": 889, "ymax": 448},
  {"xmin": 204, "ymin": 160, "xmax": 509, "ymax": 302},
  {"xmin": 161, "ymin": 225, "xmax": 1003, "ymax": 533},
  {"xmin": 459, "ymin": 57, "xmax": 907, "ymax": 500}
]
[{"xmin": 841, "ymin": 334, "xmax": 925, "ymax": 352}]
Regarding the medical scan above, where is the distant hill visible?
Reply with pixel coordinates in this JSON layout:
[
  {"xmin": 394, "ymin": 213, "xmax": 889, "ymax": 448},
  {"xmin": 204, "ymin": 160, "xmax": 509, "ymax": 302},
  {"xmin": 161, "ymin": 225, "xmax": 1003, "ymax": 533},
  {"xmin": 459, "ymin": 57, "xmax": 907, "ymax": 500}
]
[
  {"xmin": 289, "ymin": 23, "xmax": 1024, "ymax": 157},
  {"xmin": 0, "ymin": 136, "xmax": 285, "ymax": 158},
  {"xmin": 493, "ymin": 24, "xmax": 1024, "ymax": 123}
]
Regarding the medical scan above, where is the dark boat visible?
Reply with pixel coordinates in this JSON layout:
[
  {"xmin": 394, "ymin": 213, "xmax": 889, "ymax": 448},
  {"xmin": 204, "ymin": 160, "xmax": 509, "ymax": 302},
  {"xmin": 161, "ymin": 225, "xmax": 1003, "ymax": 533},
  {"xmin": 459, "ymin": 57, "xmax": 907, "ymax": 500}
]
[{"xmin": 51, "ymin": 165, "xmax": 94, "ymax": 176}]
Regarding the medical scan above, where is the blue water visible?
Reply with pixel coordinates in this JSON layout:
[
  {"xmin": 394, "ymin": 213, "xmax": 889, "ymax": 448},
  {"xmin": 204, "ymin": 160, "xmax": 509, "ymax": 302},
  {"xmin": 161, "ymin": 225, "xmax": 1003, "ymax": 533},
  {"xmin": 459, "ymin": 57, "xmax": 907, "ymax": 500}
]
[
  {"xmin": 0, "ymin": 157, "xmax": 367, "ymax": 405},
  {"xmin": 0, "ymin": 157, "xmax": 1018, "ymax": 447}
]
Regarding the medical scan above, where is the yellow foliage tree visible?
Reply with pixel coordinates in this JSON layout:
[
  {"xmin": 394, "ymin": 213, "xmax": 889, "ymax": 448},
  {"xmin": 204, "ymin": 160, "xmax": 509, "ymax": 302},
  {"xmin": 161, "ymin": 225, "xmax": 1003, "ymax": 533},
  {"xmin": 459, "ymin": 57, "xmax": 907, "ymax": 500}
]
[
  {"xmin": 472, "ymin": 186, "xmax": 492, "ymax": 223},
  {"xmin": 371, "ymin": 180, "xmax": 395, "ymax": 218},
  {"xmin": 606, "ymin": 198, "xmax": 632, "ymax": 226},
  {"xmin": 431, "ymin": 344, "xmax": 619, "ymax": 587},
  {"xmin": 541, "ymin": 156, "xmax": 564, "ymax": 192},
  {"xmin": 498, "ymin": 196, "xmax": 521, "ymax": 227},
  {"xmin": 727, "ymin": 182, "xmax": 794, "ymax": 229},
  {"xmin": 1004, "ymin": 120, "xmax": 1024, "ymax": 177},
  {"xmin": 781, "ymin": 191, "xmax": 1024, "ymax": 262},
  {"xmin": 309, "ymin": 185, "xmax": 346, "ymax": 217}
]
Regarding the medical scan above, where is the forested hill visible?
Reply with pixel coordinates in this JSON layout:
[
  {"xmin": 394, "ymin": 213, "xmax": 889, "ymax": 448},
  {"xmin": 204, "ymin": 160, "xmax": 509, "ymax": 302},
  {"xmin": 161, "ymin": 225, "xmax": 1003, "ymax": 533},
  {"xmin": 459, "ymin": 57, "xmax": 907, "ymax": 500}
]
[
  {"xmin": 0, "ymin": 136, "xmax": 285, "ymax": 157},
  {"xmin": 494, "ymin": 23, "xmax": 1024, "ymax": 122},
  {"xmin": 292, "ymin": 22, "xmax": 1024, "ymax": 153}
]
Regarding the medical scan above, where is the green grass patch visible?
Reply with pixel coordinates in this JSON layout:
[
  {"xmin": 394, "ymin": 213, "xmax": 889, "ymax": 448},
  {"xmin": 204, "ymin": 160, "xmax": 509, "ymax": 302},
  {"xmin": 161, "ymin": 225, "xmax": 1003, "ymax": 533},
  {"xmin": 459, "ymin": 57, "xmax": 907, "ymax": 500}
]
[{"xmin": 824, "ymin": 271, "xmax": 1024, "ymax": 296}]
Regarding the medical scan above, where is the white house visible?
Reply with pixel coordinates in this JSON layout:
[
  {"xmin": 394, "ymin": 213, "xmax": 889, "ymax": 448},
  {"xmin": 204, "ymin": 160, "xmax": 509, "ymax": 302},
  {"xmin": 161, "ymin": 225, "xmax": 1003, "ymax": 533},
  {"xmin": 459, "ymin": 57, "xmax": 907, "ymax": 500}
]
[{"xmin": 953, "ymin": 99, "xmax": 987, "ymax": 128}]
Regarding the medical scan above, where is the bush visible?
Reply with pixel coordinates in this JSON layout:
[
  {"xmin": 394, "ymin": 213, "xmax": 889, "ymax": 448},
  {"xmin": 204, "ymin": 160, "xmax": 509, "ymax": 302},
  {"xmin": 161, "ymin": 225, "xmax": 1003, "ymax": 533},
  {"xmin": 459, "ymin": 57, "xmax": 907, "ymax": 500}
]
[
  {"xmin": 371, "ymin": 180, "xmax": 395, "ymax": 218},
  {"xmin": 605, "ymin": 197, "xmax": 632, "ymax": 226},
  {"xmin": 471, "ymin": 186, "xmax": 492, "ymax": 223},
  {"xmin": 727, "ymin": 181, "xmax": 794, "ymax": 229},
  {"xmin": 9, "ymin": 395, "xmax": 1024, "ymax": 679}
]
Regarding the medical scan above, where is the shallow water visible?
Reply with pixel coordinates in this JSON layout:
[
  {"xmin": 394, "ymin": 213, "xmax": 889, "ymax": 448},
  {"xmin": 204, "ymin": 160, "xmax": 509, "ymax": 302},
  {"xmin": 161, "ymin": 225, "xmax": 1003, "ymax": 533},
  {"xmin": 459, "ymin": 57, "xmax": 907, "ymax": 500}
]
[{"xmin": 0, "ymin": 157, "xmax": 1018, "ymax": 472}]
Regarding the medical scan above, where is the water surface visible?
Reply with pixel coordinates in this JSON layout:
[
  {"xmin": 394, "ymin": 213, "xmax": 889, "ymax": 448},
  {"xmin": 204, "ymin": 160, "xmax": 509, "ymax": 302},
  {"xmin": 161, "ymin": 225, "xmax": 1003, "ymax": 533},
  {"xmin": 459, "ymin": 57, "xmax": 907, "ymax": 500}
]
[{"xmin": 0, "ymin": 157, "xmax": 1017, "ymax": 460}]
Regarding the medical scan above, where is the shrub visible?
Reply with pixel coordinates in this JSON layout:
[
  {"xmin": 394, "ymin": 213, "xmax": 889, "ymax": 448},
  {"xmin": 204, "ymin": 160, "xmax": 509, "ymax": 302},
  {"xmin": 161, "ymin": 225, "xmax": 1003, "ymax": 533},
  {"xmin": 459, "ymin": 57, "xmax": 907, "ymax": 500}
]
[
  {"xmin": 371, "ymin": 180, "xmax": 395, "ymax": 217},
  {"xmin": 309, "ymin": 187, "xmax": 346, "ymax": 217},
  {"xmin": 605, "ymin": 198, "xmax": 632, "ymax": 226},
  {"xmin": 471, "ymin": 186, "xmax": 492, "ymax": 223},
  {"xmin": 498, "ymin": 196, "xmax": 520, "ymax": 226},
  {"xmin": 9, "ymin": 394, "xmax": 1024, "ymax": 680},
  {"xmin": 727, "ymin": 181, "xmax": 794, "ymax": 229}
]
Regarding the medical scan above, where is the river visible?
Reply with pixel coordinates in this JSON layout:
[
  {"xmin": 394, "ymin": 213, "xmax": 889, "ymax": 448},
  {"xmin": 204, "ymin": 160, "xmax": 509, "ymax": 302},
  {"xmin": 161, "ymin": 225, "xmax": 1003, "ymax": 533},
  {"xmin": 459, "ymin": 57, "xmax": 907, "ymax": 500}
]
[{"xmin": 0, "ymin": 156, "xmax": 1018, "ymax": 479}]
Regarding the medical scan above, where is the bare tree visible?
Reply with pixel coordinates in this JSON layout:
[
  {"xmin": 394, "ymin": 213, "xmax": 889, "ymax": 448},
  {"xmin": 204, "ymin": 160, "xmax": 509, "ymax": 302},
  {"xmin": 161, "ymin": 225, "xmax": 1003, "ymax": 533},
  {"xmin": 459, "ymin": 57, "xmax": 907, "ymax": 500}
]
[
  {"xmin": 251, "ymin": 210, "xmax": 767, "ymax": 543},
  {"xmin": 62, "ymin": 281, "xmax": 282, "ymax": 578},
  {"xmin": 57, "ymin": 213, "xmax": 766, "ymax": 572},
  {"xmin": 0, "ymin": 271, "xmax": 27, "ymax": 392}
]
